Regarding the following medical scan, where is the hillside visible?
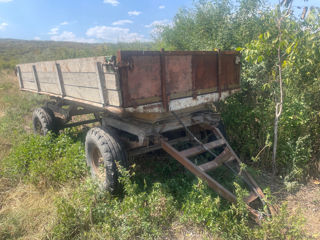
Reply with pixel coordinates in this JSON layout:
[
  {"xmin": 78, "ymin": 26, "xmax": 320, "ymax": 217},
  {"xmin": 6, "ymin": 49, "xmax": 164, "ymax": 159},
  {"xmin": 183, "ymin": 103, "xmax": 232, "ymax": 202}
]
[{"xmin": 0, "ymin": 39, "xmax": 154, "ymax": 69}]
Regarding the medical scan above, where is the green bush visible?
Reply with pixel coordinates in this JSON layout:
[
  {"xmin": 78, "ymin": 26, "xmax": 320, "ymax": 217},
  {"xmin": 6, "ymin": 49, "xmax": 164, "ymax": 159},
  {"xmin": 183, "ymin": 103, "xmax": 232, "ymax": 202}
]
[
  {"xmin": 1, "ymin": 130, "xmax": 87, "ymax": 188},
  {"xmin": 158, "ymin": 0, "xmax": 320, "ymax": 182},
  {"xmin": 47, "ymin": 164, "xmax": 307, "ymax": 240},
  {"xmin": 50, "ymin": 166, "xmax": 176, "ymax": 240}
]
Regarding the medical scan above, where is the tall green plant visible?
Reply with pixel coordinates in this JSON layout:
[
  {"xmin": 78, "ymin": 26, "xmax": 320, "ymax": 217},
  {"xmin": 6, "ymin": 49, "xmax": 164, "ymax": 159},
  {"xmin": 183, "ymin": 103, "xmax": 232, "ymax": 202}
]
[{"xmin": 158, "ymin": 0, "xmax": 320, "ymax": 179}]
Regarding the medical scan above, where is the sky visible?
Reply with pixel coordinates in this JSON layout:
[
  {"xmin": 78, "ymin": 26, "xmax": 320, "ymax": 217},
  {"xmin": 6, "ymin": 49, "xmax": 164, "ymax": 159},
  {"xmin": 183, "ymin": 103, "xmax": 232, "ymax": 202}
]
[
  {"xmin": 0, "ymin": 0, "xmax": 194, "ymax": 43},
  {"xmin": 0, "ymin": 0, "xmax": 319, "ymax": 43}
]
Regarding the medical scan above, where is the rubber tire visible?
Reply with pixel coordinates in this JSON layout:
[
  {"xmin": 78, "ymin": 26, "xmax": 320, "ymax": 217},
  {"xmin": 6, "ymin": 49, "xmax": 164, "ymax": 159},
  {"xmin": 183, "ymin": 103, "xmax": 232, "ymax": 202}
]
[
  {"xmin": 32, "ymin": 107, "xmax": 56, "ymax": 135},
  {"xmin": 85, "ymin": 127, "xmax": 128, "ymax": 192}
]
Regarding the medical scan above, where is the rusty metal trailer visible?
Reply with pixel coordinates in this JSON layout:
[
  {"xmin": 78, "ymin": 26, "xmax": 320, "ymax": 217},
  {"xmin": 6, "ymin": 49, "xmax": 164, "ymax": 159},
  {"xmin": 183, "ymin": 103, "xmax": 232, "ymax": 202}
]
[{"xmin": 16, "ymin": 50, "xmax": 274, "ymax": 221}]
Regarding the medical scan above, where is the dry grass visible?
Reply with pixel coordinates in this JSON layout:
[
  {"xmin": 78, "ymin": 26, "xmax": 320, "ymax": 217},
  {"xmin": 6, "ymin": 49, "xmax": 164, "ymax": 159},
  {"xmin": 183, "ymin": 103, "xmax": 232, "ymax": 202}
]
[
  {"xmin": 0, "ymin": 70, "xmax": 56, "ymax": 240},
  {"xmin": 168, "ymin": 221, "xmax": 216, "ymax": 240},
  {"xmin": 0, "ymin": 183, "xmax": 57, "ymax": 240},
  {"xmin": 285, "ymin": 183, "xmax": 320, "ymax": 239}
]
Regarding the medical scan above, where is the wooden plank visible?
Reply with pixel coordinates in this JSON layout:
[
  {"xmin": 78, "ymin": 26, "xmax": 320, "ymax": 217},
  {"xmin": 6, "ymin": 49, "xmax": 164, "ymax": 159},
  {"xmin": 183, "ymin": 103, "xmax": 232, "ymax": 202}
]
[
  {"xmin": 37, "ymin": 72, "xmax": 58, "ymax": 83},
  {"xmin": 19, "ymin": 72, "xmax": 34, "ymax": 82},
  {"xmin": 180, "ymin": 138, "xmax": 225, "ymax": 158},
  {"xmin": 55, "ymin": 63, "xmax": 65, "ymax": 97},
  {"xmin": 23, "ymin": 80, "xmax": 37, "ymax": 90},
  {"xmin": 16, "ymin": 66, "xmax": 24, "ymax": 89},
  {"xmin": 95, "ymin": 62, "xmax": 108, "ymax": 106},
  {"xmin": 57, "ymin": 56, "xmax": 106, "ymax": 73},
  {"xmin": 18, "ymin": 63, "xmax": 33, "ymax": 72},
  {"xmin": 198, "ymin": 148, "xmax": 234, "ymax": 172},
  {"xmin": 34, "ymin": 61, "xmax": 56, "ymax": 72},
  {"xmin": 64, "ymin": 85, "xmax": 101, "ymax": 103},
  {"xmin": 32, "ymin": 65, "xmax": 41, "ymax": 92},
  {"xmin": 61, "ymin": 72, "xmax": 98, "ymax": 88},
  {"xmin": 39, "ymin": 82, "xmax": 60, "ymax": 94},
  {"xmin": 106, "ymin": 90, "xmax": 121, "ymax": 106},
  {"xmin": 104, "ymin": 73, "xmax": 119, "ymax": 90}
]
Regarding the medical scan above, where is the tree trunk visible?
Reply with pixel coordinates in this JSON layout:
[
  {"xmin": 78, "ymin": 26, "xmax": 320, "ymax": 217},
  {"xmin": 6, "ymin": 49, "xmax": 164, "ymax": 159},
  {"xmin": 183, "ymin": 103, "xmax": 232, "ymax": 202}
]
[{"xmin": 272, "ymin": 112, "xmax": 279, "ymax": 176}]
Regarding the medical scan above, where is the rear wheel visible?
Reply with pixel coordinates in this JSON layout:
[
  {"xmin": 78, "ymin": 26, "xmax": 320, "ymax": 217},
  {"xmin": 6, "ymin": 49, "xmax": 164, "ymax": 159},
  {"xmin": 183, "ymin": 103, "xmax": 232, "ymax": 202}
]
[
  {"xmin": 32, "ymin": 107, "xmax": 56, "ymax": 135},
  {"xmin": 85, "ymin": 127, "xmax": 127, "ymax": 192}
]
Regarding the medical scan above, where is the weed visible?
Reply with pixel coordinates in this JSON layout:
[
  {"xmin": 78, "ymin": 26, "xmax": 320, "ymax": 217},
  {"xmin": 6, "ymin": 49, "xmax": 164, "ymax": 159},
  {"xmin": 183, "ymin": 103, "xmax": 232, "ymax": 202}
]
[
  {"xmin": 49, "ymin": 165, "xmax": 176, "ymax": 240},
  {"xmin": 46, "ymin": 163, "xmax": 308, "ymax": 240},
  {"xmin": 1, "ymin": 129, "xmax": 87, "ymax": 188}
]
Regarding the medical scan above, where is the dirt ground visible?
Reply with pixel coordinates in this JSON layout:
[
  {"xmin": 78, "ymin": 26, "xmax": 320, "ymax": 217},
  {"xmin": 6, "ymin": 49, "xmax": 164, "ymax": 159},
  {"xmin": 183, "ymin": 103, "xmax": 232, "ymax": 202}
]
[
  {"xmin": 260, "ymin": 173, "xmax": 320, "ymax": 239},
  {"xmin": 285, "ymin": 182, "xmax": 320, "ymax": 239}
]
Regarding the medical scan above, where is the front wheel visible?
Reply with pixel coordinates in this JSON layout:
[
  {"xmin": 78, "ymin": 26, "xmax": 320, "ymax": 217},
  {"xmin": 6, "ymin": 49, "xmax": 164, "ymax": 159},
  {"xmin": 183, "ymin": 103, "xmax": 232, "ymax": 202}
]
[{"xmin": 85, "ymin": 127, "xmax": 127, "ymax": 192}]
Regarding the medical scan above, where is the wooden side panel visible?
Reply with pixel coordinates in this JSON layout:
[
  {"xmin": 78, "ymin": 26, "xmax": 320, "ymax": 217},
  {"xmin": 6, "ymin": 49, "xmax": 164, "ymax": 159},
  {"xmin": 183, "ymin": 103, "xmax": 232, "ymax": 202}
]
[
  {"xmin": 104, "ymin": 73, "xmax": 118, "ymax": 90},
  {"xmin": 37, "ymin": 72, "xmax": 58, "ymax": 83},
  {"xmin": 18, "ymin": 64, "xmax": 33, "ymax": 73},
  {"xmin": 20, "ymin": 72, "xmax": 34, "ymax": 82},
  {"xmin": 62, "ymin": 72, "xmax": 98, "ymax": 88},
  {"xmin": 36, "ymin": 72, "xmax": 59, "ymax": 94},
  {"xmin": 64, "ymin": 85, "xmax": 101, "ymax": 103},
  {"xmin": 35, "ymin": 62, "xmax": 59, "ymax": 94},
  {"xmin": 23, "ymin": 80, "xmax": 37, "ymax": 90},
  {"xmin": 57, "ymin": 56, "xmax": 106, "ymax": 72},
  {"xmin": 17, "ymin": 56, "xmax": 122, "ymax": 107},
  {"xmin": 34, "ymin": 61, "xmax": 56, "ymax": 72},
  {"xmin": 39, "ymin": 82, "xmax": 60, "ymax": 94},
  {"xmin": 107, "ymin": 90, "xmax": 121, "ymax": 106},
  {"xmin": 18, "ymin": 69, "xmax": 37, "ymax": 90}
]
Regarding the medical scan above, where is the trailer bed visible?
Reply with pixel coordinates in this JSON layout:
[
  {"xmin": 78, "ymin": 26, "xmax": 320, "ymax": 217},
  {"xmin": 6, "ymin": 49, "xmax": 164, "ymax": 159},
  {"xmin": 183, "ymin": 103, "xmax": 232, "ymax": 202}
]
[{"xmin": 16, "ymin": 50, "xmax": 241, "ymax": 121}]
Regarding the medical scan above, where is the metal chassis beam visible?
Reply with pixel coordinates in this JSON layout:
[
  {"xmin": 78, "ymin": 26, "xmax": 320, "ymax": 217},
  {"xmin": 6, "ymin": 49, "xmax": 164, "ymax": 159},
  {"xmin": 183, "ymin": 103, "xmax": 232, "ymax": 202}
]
[{"xmin": 46, "ymin": 98, "xmax": 103, "ymax": 123}]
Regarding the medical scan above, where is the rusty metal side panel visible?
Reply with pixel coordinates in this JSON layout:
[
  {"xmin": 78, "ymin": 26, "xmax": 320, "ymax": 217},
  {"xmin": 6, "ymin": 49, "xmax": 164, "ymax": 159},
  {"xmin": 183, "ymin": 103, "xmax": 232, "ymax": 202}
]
[
  {"xmin": 219, "ymin": 54, "xmax": 240, "ymax": 90},
  {"xmin": 118, "ymin": 50, "xmax": 240, "ymax": 108},
  {"xmin": 119, "ymin": 53, "xmax": 162, "ymax": 107},
  {"xmin": 165, "ymin": 55, "xmax": 192, "ymax": 95},
  {"xmin": 193, "ymin": 54, "xmax": 218, "ymax": 91}
]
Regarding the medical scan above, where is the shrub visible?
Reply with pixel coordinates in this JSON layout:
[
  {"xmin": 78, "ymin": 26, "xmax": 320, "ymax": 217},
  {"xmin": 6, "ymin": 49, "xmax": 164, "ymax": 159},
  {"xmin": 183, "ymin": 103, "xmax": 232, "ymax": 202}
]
[
  {"xmin": 48, "ymin": 164, "xmax": 307, "ymax": 240},
  {"xmin": 50, "ymin": 166, "xmax": 176, "ymax": 240}
]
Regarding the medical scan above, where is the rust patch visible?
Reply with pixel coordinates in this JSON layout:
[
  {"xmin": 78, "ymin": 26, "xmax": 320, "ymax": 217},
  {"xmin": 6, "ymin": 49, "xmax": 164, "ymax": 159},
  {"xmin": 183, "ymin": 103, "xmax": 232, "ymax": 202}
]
[
  {"xmin": 166, "ymin": 55, "xmax": 192, "ymax": 95},
  {"xmin": 117, "ymin": 50, "xmax": 240, "ymax": 109},
  {"xmin": 193, "ymin": 54, "xmax": 218, "ymax": 91},
  {"xmin": 219, "ymin": 54, "xmax": 240, "ymax": 90}
]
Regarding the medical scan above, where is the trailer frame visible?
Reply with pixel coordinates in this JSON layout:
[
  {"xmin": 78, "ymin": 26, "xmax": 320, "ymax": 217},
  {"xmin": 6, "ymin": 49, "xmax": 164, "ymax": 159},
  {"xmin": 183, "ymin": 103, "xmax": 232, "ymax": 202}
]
[{"xmin": 38, "ymin": 98, "xmax": 275, "ymax": 222}]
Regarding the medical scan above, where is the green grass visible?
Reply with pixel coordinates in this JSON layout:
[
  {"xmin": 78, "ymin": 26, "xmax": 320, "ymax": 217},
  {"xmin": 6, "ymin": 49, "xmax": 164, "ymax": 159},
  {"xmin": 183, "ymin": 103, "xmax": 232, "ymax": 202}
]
[{"xmin": 1, "ymin": 130, "xmax": 87, "ymax": 188}]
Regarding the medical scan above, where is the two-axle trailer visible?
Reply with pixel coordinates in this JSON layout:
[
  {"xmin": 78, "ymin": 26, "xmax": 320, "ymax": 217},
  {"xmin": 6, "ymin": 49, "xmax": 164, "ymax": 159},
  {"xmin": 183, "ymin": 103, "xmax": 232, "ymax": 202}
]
[{"xmin": 16, "ymin": 50, "xmax": 274, "ymax": 221}]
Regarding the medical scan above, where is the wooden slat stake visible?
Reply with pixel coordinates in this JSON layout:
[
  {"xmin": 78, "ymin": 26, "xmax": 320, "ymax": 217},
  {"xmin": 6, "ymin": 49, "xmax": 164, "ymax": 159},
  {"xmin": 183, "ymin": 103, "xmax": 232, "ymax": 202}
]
[
  {"xmin": 16, "ymin": 66, "xmax": 24, "ymax": 89},
  {"xmin": 32, "ymin": 65, "xmax": 41, "ymax": 92},
  {"xmin": 95, "ymin": 62, "xmax": 108, "ymax": 106},
  {"xmin": 55, "ymin": 63, "xmax": 65, "ymax": 97}
]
